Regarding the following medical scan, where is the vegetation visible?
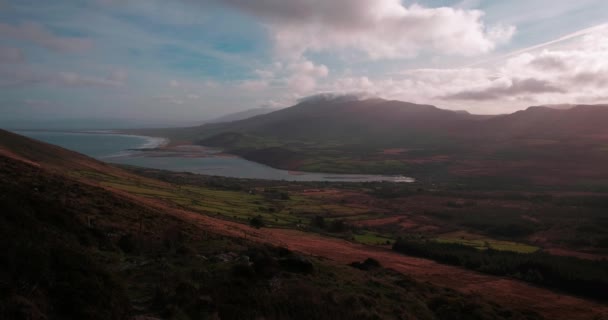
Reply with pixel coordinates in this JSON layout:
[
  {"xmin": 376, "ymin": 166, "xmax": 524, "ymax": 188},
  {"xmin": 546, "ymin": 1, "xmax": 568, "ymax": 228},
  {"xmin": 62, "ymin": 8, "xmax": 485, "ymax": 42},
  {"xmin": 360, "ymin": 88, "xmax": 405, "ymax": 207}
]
[
  {"xmin": 119, "ymin": 166, "xmax": 608, "ymax": 251},
  {"xmin": 2, "ymin": 128, "xmax": 608, "ymax": 319},
  {"xmin": 0, "ymin": 156, "xmax": 541, "ymax": 320},
  {"xmin": 249, "ymin": 215, "xmax": 265, "ymax": 229},
  {"xmin": 392, "ymin": 239, "xmax": 608, "ymax": 300},
  {"xmin": 436, "ymin": 232, "xmax": 539, "ymax": 254}
]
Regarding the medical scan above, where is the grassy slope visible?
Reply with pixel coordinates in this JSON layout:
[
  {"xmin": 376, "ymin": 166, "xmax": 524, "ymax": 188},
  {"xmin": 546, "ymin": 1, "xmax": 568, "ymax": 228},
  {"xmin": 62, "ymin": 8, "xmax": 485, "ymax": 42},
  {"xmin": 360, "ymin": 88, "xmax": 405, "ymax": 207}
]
[{"xmin": 0, "ymin": 130, "xmax": 547, "ymax": 319}]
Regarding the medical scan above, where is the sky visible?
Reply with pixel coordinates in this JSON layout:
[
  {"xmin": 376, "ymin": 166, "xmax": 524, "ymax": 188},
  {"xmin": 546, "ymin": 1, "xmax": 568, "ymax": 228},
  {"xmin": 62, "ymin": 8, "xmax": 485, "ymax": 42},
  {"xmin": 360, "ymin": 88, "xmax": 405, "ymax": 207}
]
[{"xmin": 1, "ymin": 0, "xmax": 608, "ymax": 124}]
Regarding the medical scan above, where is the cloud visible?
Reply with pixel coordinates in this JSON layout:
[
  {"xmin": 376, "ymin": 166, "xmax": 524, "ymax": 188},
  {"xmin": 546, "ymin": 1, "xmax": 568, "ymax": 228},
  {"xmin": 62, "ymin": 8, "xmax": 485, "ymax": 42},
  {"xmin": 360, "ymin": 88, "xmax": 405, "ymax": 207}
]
[
  {"xmin": 239, "ymin": 79, "xmax": 268, "ymax": 91},
  {"xmin": 0, "ymin": 22, "xmax": 93, "ymax": 53},
  {"xmin": 0, "ymin": 47, "xmax": 25, "ymax": 63},
  {"xmin": 442, "ymin": 28, "xmax": 608, "ymax": 104},
  {"xmin": 56, "ymin": 70, "xmax": 128, "ymax": 87},
  {"xmin": 0, "ymin": 67, "xmax": 127, "ymax": 88},
  {"xmin": 169, "ymin": 79, "xmax": 180, "ymax": 88},
  {"xmin": 311, "ymin": 25, "xmax": 608, "ymax": 112},
  {"xmin": 286, "ymin": 59, "xmax": 328, "ymax": 93},
  {"xmin": 443, "ymin": 78, "xmax": 564, "ymax": 100},
  {"xmin": 244, "ymin": 58, "xmax": 328, "ymax": 95},
  {"xmin": 23, "ymin": 99, "xmax": 56, "ymax": 108},
  {"xmin": 217, "ymin": 0, "xmax": 514, "ymax": 59},
  {"xmin": 297, "ymin": 92, "xmax": 372, "ymax": 104}
]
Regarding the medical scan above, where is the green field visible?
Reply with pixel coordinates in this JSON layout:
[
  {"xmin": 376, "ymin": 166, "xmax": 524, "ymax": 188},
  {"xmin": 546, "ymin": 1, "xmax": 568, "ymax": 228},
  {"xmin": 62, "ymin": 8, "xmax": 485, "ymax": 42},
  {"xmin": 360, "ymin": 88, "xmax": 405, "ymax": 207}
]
[
  {"xmin": 436, "ymin": 231, "xmax": 539, "ymax": 253},
  {"xmin": 74, "ymin": 170, "xmax": 381, "ymax": 230}
]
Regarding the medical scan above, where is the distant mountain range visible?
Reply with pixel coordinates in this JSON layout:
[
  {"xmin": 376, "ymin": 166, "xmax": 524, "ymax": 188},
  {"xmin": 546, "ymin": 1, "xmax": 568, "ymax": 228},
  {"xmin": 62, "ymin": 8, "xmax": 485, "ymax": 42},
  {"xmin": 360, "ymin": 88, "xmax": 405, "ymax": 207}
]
[
  {"xmin": 132, "ymin": 97, "xmax": 608, "ymax": 187},
  {"xmin": 209, "ymin": 107, "xmax": 278, "ymax": 123},
  {"xmin": 143, "ymin": 97, "xmax": 608, "ymax": 146}
]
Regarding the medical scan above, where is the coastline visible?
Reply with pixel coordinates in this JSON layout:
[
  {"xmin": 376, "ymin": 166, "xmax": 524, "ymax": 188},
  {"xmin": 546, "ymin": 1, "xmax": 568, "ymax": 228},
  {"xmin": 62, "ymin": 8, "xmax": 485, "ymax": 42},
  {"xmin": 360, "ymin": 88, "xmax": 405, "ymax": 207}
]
[
  {"xmin": 13, "ymin": 129, "xmax": 415, "ymax": 183},
  {"xmin": 136, "ymin": 135, "xmax": 170, "ymax": 149},
  {"xmin": 14, "ymin": 129, "xmax": 170, "ymax": 158}
]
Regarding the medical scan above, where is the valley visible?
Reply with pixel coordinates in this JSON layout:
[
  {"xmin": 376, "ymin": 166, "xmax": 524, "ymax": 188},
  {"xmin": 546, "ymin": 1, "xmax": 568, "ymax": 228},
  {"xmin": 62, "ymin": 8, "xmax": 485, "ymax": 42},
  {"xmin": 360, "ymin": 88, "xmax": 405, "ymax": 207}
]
[{"xmin": 1, "ymin": 128, "xmax": 607, "ymax": 319}]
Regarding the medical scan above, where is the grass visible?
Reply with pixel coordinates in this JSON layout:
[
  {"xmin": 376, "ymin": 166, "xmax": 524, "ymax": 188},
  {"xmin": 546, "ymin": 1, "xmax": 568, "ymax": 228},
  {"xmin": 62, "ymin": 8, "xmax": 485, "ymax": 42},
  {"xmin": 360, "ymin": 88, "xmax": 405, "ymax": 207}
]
[
  {"xmin": 353, "ymin": 231, "xmax": 394, "ymax": 246},
  {"xmin": 298, "ymin": 158, "xmax": 408, "ymax": 175},
  {"xmin": 6, "ymin": 157, "xmax": 536, "ymax": 320},
  {"xmin": 436, "ymin": 231, "xmax": 539, "ymax": 254},
  {"xmin": 75, "ymin": 170, "xmax": 323, "ymax": 228},
  {"xmin": 74, "ymin": 169, "xmax": 409, "ymax": 251},
  {"xmin": 75, "ymin": 167, "xmax": 607, "ymax": 256}
]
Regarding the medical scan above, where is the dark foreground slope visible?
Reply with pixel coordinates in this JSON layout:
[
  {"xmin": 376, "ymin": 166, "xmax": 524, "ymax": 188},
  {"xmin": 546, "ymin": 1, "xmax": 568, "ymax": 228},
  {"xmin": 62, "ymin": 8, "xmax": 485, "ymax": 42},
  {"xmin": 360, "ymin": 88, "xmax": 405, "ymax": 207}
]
[{"xmin": 0, "ymin": 129, "xmax": 547, "ymax": 319}]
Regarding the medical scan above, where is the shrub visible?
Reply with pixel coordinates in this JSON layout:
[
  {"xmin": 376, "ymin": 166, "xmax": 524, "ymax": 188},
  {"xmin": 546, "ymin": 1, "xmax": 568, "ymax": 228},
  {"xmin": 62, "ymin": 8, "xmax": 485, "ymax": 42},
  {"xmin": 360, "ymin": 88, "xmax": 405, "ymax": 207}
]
[{"xmin": 249, "ymin": 215, "xmax": 265, "ymax": 229}]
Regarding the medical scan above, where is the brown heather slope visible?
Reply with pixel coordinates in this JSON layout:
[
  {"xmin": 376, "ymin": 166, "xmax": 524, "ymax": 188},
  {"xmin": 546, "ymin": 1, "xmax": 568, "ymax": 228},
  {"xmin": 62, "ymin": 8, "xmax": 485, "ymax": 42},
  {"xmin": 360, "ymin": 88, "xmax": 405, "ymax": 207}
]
[
  {"xmin": 118, "ymin": 201, "xmax": 608, "ymax": 320},
  {"xmin": 1, "ymin": 129, "xmax": 607, "ymax": 319}
]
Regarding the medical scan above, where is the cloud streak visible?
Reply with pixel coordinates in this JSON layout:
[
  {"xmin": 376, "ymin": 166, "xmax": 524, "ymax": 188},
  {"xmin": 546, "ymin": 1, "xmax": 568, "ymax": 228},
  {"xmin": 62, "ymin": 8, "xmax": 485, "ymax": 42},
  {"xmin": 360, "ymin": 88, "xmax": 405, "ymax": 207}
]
[
  {"xmin": 0, "ymin": 67, "xmax": 127, "ymax": 88},
  {"xmin": 442, "ymin": 78, "xmax": 565, "ymax": 101},
  {"xmin": 0, "ymin": 46, "xmax": 25, "ymax": 63},
  {"xmin": 0, "ymin": 22, "xmax": 93, "ymax": 53}
]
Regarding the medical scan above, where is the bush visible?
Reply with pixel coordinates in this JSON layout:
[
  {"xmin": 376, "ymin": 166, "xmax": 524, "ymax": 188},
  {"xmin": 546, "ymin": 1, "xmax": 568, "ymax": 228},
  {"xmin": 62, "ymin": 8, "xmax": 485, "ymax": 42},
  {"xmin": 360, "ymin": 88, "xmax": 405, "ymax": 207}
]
[
  {"xmin": 311, "ymin": 215, "xmax": 326, "ymax": 229},
  {"xmin": 249, "ymin": 215, "xmax": 265, "ymax": 229},
  {"xmin": 392, "ymin": 239, "xmax": 608, "ymax": 300},
  {"xmin": 350, "ymin": 258, "xmax": 381, "ymax": 271}
]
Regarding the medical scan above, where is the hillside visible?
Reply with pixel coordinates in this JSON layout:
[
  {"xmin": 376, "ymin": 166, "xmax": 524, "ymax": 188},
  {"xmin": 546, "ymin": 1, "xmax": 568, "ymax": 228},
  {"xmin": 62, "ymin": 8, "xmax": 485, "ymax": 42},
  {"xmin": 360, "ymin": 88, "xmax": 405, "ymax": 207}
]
[
  {"xmin": 2, "ymin": 129, "xmax": 564, "ymax": 320},
  {"xmin": 467, "ymin": 105, "xmax": 608, "ymax": 140},
  {"xmin": 170, "ymin": 98, "xmax": 481, "ymax": 145}
]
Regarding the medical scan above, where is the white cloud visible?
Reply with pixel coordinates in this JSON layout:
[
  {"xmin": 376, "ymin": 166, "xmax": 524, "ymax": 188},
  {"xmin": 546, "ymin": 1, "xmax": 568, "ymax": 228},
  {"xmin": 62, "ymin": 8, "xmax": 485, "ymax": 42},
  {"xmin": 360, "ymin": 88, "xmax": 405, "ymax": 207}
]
[
  {"xmin": 286, "ymin": 59, "xmax": 328, "ymax": 93},
  {"xmin": 0, "ymin": 22, "xmax": 93, "ymax": 53},
  {"xmin": 239, "ymin": 79, "xmax": 268, "ymax": 91},
  {"xmin": 169, "ymin": 79, "xmax": 180, "ymax": 88},
  {"xmin": 218, "ymin": 0, "xmax": 515, "ymax": 59},
  {"xmin": 243, "ymin": 58, "xmax": 329, "ymax": 95},
  {"xmin": 312, "ymin": 25, "xmax": 608, "ymax": 113}
]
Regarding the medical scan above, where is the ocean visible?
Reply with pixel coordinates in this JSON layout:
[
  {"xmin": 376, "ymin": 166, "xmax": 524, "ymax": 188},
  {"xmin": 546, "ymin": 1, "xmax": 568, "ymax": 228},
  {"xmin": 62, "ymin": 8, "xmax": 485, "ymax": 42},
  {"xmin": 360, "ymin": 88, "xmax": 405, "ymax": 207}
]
[
  {"xmin": 16, "ymin": 130, "xmax": 166, "ymax": 158},
  {"xmin": 14, "ymin": 130, "xmax": 413, "ymax": 183}
]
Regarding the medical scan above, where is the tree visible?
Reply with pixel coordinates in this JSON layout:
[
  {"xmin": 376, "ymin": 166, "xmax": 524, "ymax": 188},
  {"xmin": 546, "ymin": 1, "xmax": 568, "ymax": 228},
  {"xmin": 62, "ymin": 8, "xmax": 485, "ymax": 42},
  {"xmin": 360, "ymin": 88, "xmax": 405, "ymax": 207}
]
[{"xmin": 249, "ymin": 215, "xmax": 264, "ymax": 229}]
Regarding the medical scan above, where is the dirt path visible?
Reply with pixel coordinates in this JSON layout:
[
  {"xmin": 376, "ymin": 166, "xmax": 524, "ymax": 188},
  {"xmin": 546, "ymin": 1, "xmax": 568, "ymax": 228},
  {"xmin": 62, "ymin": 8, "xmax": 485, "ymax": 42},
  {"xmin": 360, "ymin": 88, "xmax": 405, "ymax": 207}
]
[{"xmin": 109, "ymin": 189, "xmax": 608, "ymax": 320}]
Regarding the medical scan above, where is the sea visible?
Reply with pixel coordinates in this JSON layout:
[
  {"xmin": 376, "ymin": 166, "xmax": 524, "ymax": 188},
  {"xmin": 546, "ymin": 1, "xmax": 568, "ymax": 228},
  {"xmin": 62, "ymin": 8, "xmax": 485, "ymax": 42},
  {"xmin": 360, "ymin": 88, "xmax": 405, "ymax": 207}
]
[{"xmin": 15, "ymin": 130, "xmax": 414, "ymax": 183}]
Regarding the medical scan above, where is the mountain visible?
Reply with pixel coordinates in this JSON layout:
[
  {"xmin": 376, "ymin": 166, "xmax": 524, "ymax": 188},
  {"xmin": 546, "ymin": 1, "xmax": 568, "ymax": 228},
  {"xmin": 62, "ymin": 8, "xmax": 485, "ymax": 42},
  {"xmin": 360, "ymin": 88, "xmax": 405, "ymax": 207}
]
[
  {"xmin": 135, "ymin": 99, "xmax": 608, "ymax": 186},
  {"xmin": 210, "ymin": 107, "xmax": 278, "ymax": 123},
  {"xmin": 197, "ymin": 100, "xmax": 608, "ymax": 144},
  {"xmin": 153, "ymin": 98, "xmax": 484, "ymax": 146},
  {"xmin": 478, "ymin": 104, "xmax": 608, "ymax": 139}
]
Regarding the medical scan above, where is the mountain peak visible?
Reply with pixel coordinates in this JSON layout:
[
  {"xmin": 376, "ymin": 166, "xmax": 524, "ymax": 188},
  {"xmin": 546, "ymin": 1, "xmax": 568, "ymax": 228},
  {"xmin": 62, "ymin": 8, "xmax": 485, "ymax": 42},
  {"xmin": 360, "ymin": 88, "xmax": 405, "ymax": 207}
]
[{"xmin": 297, "ymin": 93, "xmax": 380, "ymax": 105}]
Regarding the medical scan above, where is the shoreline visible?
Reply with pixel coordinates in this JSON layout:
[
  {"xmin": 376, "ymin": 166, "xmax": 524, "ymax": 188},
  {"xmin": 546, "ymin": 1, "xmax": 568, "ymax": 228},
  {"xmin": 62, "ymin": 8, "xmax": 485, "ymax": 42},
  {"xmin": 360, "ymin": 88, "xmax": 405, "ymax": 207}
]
[
  {"xmin": 14, "ymin": 129, "xmax": 170, "ymax": 158},
  {"xmin": 137, "ymin": 135, "xmax": 170, "ymax": 149},
  {"xmin": 13, "ymin": 129, "xmax": 415, "ymax": 183}
]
